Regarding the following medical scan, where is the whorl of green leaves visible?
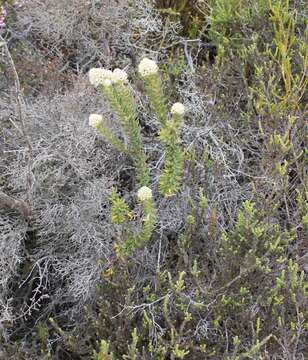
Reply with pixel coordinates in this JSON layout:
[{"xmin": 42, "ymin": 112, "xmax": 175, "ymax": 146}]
[
  {"xmin": 158, "ymin": 111, "xmax": 184, "ymax": 196},
  {"xmin": 98, "ymin": 81, "xmax": 150, "ymax": 186},
  {"xmin": 141, "ymin": 73, "xmax": 168, "ymax": 126},
  {"xmin": 95, "ymin": 121, "xmax": 128, "ymax": 154},
  {"xmin": 115, "ymin": 189, "xmax": 157, "ymax": 257}
]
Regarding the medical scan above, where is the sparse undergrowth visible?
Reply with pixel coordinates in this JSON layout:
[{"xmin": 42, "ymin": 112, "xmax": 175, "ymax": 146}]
[{"xmin": 0, "ymin": 0, "xmax": 307, "ymax": 359}]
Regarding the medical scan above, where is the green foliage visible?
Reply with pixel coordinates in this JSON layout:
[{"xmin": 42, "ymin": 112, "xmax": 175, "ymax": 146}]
[
  {"xmin": 99, "ymin": 81, "xmax": 150, "ymax": 186},
  {"xmin": 111, "ymin": 188, "xmax": 156, "ymax": 257},
  {"xmin": 92, "ymin": 340, "xmax": 115, "ymax": 360},
  {"xmin": 158, "ymin": 112, "xmax": 184, "ymax": 195},
  {"xmin": 122, "ymin": 328, "xmax": 139, "ymax": 360},
  {"xmin": 220, "ymin": 200, "xmax": 294, "ymax": 273},
  {"xmin": 92, "ymin": 62, "xmax": 186, "ymax": 196},
  {"xmin": 141, "ymin": 72, "xmax": 168, "ymax": 127},
  {"xmin": 0, "ymin": 0, "xmax": 14, "ymax": 6},
  {"xmin": 207, "ymin": 0, "xmax": 269, "ymax": 55},
  {"xmin": 140, "ymin": 67, "xmax": 185, "ymax": 196},
  {"xmin": 95, "ymin": 121, "xmax": 128, "ymax": 155},
  {"xmin": 110, "ymin": 189, "xmax": 132, "ymax": 225},
  {"xmin": 138, "ymin": 197, "xmax": 157, "ymax": 243},
  {"xmin": 155, "ymin": 0, "xmax": 206, "ymax": 38}
]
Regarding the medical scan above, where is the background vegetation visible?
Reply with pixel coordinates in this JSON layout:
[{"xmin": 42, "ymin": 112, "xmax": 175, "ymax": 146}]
[{"xmin": 0, "ymin": 0, "xmax": 307, "ymax": 359}]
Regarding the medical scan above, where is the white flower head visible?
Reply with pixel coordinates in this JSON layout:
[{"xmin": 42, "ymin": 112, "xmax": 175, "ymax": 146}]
[
  {"xmin": 89, "ymin": 68, "xmax": 113, "ymax": 87},
  {"xmin": 89, "ymin": 114, "xmax": 103, "ymax": 128},
  {"xmin": 171, "ymin": 102, "xmax": 185, "ymax": 116},
  {"xmin": 112, "ymin": 68, "xmax": 128, "ymax": 84},
  {"xmin": 138, "ymin": 58, "xmax": 158, "ymax": 77},
  {"xmin": 102, "ymin": 78, "xmax": 113, "ymax": 87},
  {"xmin": 137, "ymin": 186, "xmax": 152, "ymax": 201}
]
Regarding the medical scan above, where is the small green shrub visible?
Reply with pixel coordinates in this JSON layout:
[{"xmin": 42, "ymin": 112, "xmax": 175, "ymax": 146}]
[
  {"xmin": 89, "ymin": 59, "xmax": 186, "ymax": 196},
  {"xmin": 155, "ymin": 0, "xmax": 206, "ymax": 38}
]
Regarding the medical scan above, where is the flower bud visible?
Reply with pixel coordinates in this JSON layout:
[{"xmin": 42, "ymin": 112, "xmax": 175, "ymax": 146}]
[
  {"xmin": 89, "ymin": 68, "xmax": 113, "ymax": 87},
  {"xmin": 138, "ymin": 58, "xmax": 158, "ymax": 77},
  {"xmin": 171, "ymin": 102, "xmax": 185, "ymax": 116},
  {"xmin": 112, "ymin": 68, "xmax": 128, "ymax": 83},
  {"xmin": 137, "ymin": 186, "xmax": 153, "ymax": 201},
  {"xmin": 89, "ymin": 114, "xmax": 103, "ymax": 128}
]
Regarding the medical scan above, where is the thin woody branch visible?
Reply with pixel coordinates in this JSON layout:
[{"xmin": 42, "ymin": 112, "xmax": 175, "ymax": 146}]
[{"xmin": 0, "ymin": 191, "xmax": 31, "ymax": 219}]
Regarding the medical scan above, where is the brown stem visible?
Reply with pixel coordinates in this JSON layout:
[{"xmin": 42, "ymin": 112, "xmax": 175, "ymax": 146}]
[{"xmin": 0, "ymin": 191, "xmax": 31, "ymax": 219}]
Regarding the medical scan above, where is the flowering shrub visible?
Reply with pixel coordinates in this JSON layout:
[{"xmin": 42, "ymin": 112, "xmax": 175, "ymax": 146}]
[
  {"xmin": 89, "ymin": 59, "xmax": 186, "ymax": 197},
  {"xmin": 1, "ymin": 0, "xmax": 307, "ymax": 359},
  {"xmin": 88, "ymin": 60, "xmax": 187, "ymax": 255}
]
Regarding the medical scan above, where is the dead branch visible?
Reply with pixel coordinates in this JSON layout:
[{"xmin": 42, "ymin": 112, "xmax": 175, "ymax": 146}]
[{"xmin": 0, "ymin": 191, "xmax": 31, "ymax": 219}]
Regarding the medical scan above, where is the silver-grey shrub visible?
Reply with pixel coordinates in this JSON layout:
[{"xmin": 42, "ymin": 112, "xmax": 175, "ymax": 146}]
[{"xmin": 0, "ymin": 77, "xmax": 118, "ymax": 332}]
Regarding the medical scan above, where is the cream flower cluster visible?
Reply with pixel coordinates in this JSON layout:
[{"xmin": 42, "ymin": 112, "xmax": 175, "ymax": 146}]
[
  {"xmin": 89, "ymin": 68, "xmax": 113, "ymax": 87},
  {"xmin": 138, "ymin": 58, "xmax": 158, "ymax": 77},
  {"xmin": 112, "ymin": 68, "xmax": 128, "ymax": 84},
  {"xmin": 171, "ymin": 102, "xmax": 185, "ymax": 116},
  {"xmin": 137, "ymin": 186, "xmax": 152, "ymax": 201},
  {"xmin": 89, "ymin": 114, "xmax": 103, "ymax": 128},
  {"xmin": 89, "ymin": 67, "xmax": 129, "ymax": 87}
]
